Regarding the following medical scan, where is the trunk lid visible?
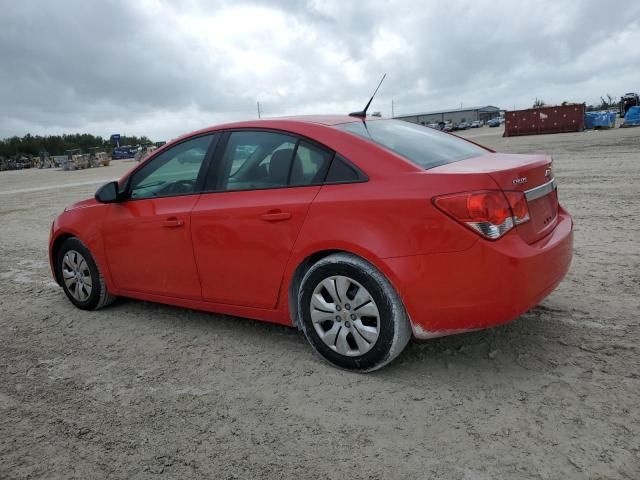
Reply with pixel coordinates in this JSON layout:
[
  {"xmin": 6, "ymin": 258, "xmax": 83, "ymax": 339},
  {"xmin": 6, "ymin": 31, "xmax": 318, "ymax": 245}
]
[{"xmin": 430, "ymin": 153, "xmax": 558, "ymax": 243}]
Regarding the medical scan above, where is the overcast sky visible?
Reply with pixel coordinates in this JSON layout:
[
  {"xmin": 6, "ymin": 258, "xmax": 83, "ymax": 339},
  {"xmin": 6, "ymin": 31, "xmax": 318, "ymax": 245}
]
[{"xmin": 2, "ymin": 0, "xmax": 639, "ymax": 140}]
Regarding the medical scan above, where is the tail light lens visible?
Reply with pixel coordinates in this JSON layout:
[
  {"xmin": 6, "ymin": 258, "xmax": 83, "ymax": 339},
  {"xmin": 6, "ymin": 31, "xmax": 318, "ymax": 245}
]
[
  {"xmin": 433, "ymin": 190, "xmax": 530, "ymax": 240},
  {"xmin": 504, "ymin": 191, "xmax": 530, "ymax": 225}
]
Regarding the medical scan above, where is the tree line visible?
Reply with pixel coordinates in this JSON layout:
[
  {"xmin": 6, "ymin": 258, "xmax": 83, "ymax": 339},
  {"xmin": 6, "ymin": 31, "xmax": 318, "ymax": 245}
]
[
  {"xmin": 0, "ymin": 133, "xmax": 153, "ymax": 157},
  {"xmin": 532, "ymin": 94, "xmax": 621, "ymax": 111}
]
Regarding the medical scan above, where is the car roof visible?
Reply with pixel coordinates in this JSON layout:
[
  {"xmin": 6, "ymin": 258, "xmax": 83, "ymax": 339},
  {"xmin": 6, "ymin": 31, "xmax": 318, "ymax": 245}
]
[
  {"xmin": 171, "ymin": 115, "xmax": 387, "ymax": 143},
  {"xmin": 218, "ymin": 114, "xmax": 377, "ymax": 128},
  {"xmin": 158, "ymin": 115, "xmax": 391, "ymax": 157}
]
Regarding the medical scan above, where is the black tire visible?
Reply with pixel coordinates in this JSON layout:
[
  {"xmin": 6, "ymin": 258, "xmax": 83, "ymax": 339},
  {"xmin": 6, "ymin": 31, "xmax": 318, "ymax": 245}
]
[
  {"xmin": 297, "ymin": 253, "xmax": 411, "ymax": 372},
  {"xmin": 56, "ymin": 237, "xmax": 116, "ymax": 310}
]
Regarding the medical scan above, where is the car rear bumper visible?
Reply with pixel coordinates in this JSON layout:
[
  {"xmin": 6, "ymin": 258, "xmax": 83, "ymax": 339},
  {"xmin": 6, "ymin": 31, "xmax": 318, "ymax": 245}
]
[{"xmin": 384, "ymin": 207, "xmax": 573, "ymax": 339}]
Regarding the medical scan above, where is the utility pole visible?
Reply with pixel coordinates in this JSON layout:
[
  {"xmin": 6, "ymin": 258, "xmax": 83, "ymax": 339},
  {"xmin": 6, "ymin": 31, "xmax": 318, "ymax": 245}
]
[
  {"xmin": 391, "ymin": 99, "xmax": 395, "ymax": 118},
  {"xmin": 257, "ymin": 101, "xmax": 262, "ymax": 119}
]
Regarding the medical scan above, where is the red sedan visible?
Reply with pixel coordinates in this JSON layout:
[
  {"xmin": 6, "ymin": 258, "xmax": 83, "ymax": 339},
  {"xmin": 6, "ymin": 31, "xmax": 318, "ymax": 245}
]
[{"xmin": 49, "ymin": 116, "xmax": 573, "ymax": 371}]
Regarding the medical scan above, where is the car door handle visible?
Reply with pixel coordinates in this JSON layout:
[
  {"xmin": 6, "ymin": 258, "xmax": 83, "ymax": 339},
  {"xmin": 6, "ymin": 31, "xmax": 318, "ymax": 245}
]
[
  {"xmin": 163, "ymin": 217, "xmax": 184, "ymax": 228},
  {"xmin": 261, "ymin": 211, "xmax": 291, "ymax": 222}
]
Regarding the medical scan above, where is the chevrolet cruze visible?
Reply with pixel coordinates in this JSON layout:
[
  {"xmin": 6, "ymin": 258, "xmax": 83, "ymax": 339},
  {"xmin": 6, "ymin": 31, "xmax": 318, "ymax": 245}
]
[{"xmin": 49, "ymin": 116, "xmax": 573, "ymax": 371}]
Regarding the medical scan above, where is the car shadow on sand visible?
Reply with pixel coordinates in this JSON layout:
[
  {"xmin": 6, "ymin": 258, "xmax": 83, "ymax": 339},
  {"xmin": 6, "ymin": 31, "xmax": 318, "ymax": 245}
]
[
  {"xmin": 106, "ymin": 297, "xmax": 582, "ymax": 380},
  {"xmin": 381, "ymin": 303, "xmax": 595, "ymax": 383}
]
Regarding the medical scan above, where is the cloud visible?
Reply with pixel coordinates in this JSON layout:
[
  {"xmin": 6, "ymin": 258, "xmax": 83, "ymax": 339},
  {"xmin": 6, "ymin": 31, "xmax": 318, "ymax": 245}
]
[{"xmin": 1, "ymin": 0, "xmax": 639, "ymax": 140}]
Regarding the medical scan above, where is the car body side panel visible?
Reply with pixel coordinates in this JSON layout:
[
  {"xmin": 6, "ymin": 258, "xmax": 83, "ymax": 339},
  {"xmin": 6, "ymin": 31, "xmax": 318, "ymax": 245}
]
[
  {"xmin": 101, "ymin": 196, "xmax": 202, "ymax": 299},
  {"xmin": 297, "ymin": 175, "xmax": 493, "ymax": 258},
  {"xmin": 49, "ymin": 201, "xmax": 115, "ymax": 292},
  {"xmin": 114, "ymin": 289, "xmax": 289, "ymax": 325},
  {"xmin": 191, "ymin": 186, "xmax": 321, "ymax": 309}
]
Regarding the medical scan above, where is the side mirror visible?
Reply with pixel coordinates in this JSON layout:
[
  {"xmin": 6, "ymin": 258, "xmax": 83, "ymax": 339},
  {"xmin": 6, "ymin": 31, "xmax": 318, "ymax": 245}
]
[{"xmin": 95, "ymin": 181, "xmax": 121, "ymax": 203}]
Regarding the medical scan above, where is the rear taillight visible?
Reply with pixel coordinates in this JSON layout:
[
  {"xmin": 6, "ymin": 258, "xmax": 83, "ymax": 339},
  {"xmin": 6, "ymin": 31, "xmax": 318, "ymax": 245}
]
[
  {"xmin": 433, "ymin": 190, "xmax": 530, "ymax": 240},
  {"xmin": 503, "ymin": 191, "xmax": 530, "ymax": 225}
]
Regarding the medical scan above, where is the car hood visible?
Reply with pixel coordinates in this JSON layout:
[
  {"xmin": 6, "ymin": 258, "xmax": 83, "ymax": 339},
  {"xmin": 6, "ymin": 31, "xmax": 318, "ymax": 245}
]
[{"xmin": 64, "ymin": 197, "xmax": 99, "ymax": 212}]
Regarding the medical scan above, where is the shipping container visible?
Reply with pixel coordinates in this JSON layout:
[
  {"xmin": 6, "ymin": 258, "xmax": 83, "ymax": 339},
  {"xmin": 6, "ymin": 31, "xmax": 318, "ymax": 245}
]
[{"xmin": 504, "ymin": 104, "xmax": 585, "ymax": 137}]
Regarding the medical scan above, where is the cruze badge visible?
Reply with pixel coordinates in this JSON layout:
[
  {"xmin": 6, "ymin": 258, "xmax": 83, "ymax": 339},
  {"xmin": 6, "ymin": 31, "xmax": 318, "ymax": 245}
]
[{"xmin": 512, "ymin": 177, "xmax": 528, "ymax": 185}]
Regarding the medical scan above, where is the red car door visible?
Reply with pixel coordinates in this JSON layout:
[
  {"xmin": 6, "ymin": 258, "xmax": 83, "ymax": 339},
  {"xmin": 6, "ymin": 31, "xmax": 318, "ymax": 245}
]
[
  {"xmin": 102, "ymin": 134, "xmax": 217, "ymax": 299},
  {"xmin": 191, "ymin": 130, "xmax": 333, "ymax": 309}
]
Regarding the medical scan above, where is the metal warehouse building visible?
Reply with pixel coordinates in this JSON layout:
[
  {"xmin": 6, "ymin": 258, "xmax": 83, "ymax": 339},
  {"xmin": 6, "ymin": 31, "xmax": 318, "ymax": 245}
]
[{"xmin": 394, "ymin": 105, "xmax": 501, "ymax": 125}]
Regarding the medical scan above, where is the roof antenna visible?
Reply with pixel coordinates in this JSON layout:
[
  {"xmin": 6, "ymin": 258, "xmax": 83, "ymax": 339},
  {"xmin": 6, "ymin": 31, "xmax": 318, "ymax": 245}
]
[{"xmin": 349, "ymin": 74, "xmax": 386, "ymax": 118}]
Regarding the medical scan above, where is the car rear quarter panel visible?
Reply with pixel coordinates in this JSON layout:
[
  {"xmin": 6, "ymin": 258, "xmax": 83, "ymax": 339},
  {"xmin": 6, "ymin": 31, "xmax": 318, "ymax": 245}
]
[
  {"xmin": 279, "ymin": 149, "xmax": 501, "ymax": 327},
  {"xmin": 388, "ymin": 208, "xmax": 573, "ymax": 335}
]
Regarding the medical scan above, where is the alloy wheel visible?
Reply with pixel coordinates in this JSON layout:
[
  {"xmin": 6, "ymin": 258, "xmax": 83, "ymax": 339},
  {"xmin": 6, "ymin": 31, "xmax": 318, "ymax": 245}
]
[
  {"xmin": 309, "ymin": 275, "xmax": 380, "ymax": 357},
  {"xmin": 61, "ymin": 250, "xmax": 93, "ymax": 302}
]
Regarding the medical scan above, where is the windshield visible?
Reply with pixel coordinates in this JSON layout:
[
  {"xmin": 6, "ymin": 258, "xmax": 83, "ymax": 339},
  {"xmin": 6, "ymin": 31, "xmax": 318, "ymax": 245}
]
[{"xmin": 336, "ymin": 119, "xmax": 487, "ymax": 169}]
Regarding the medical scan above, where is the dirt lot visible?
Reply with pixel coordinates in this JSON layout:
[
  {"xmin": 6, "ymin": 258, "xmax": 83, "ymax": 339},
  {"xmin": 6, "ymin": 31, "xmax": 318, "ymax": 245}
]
[{"xmin": 1, "ymin": 126, "xmax": 639, "ymax": 479}]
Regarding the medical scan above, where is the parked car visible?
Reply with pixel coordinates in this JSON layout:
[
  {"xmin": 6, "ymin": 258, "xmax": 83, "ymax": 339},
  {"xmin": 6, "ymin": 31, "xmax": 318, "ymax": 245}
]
[
  {"xmin": 470, "ymin": 120, "xmax": 482, "ymax": 128},
  {"xmin": 443, "ymin": 123, "xmax": 453, "ymax": 132},
  {"xmin": 49, "ymin": 116, "xmax": 573, "ymax": 372},
  {"xmin": 458, "ymin": 122, "xmax": 469, "ymax": 130},
  {"xmin": 488, "ymin": 118, "xmax": 501, "ymax": 127}
]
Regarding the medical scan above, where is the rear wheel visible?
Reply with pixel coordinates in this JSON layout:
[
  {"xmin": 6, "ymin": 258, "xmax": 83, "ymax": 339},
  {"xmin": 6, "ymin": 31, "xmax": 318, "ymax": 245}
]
[
  {"xmin": 56, "ymin": 237, "xmax": 116, "ymax": 310},
  {"xmin": 297, "ymin": 253, "xmax": 411, "ymax": 372}
]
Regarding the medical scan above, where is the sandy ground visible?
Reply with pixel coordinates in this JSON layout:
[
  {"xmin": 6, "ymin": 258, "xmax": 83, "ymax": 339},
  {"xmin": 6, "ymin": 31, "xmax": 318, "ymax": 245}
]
[{"xmin": 1, "ymin": 127, "xmax": 639, "ymax": 479}]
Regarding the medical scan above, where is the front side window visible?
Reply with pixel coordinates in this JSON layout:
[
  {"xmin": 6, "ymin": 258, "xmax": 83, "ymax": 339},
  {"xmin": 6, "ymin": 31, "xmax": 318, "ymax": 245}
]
[
  {"xmin": 337, "ymin": 119, "xmax": 487, "ymax": 169},
  {"xmin": 216, "ymin": 131, "xmax": 333, "ymax": 191},
  {"xmin": 130, "ymin": 135, "xmax": 214, "ymax": 199}
]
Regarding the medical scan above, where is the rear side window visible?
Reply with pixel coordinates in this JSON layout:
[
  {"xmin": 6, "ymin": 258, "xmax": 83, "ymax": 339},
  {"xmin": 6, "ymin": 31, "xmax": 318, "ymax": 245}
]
[
  {"xmin": 214, "ymin": 131, "xmax": 335, "ymax": 191},
  {"xmin": 217, "ymin": 131, "xmax": 297, "ymax": 191},
  {"xmin": 337, "ymin": 119, "xmax": 487, "ymax": 169},
  {"xmin": 325, "ymin": 155, "xmax": 364, "ymax": 183},
  {"xmin": 291, "ymin": 141, "xmax": 332, "ymax": 186}
]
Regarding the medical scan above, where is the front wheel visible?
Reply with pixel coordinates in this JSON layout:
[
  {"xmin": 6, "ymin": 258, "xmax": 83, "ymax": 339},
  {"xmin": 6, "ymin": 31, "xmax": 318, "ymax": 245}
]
[
  {"xmin": 56, "ymin": 237, "xmax": 116, "ymax": 310},
  {"xmin": 297, "ymin": 253, "xmax": 411, "ymax": 372}
]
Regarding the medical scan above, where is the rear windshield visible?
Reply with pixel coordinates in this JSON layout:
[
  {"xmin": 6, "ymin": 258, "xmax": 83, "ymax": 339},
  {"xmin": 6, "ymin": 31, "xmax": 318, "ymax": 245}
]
[{"xmin": 337, "ymin": 119, "xmax": 487, "ymax": 169}]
